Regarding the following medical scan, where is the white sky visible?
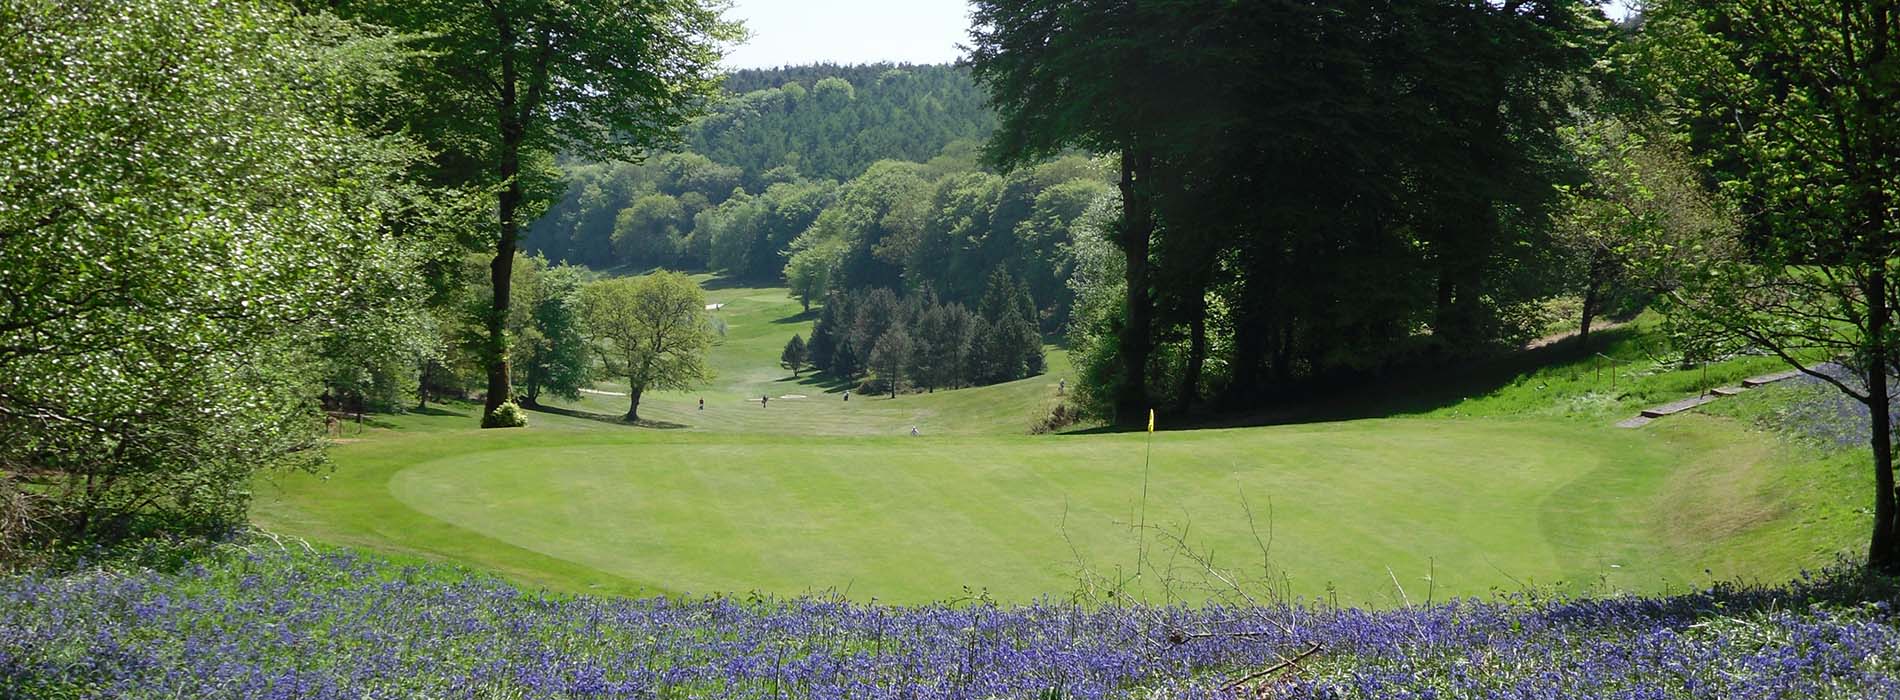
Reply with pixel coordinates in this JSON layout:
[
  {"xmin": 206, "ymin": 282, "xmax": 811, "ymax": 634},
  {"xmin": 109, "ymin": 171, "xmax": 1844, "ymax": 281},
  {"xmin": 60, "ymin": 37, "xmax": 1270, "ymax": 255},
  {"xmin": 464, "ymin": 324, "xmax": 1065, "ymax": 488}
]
[
  {"xmin": 718, "ymin": 1, "xmax": 1640, "ymax": 70},
  {"xmin": 721, "ymin": 0, "xmax": 974, "ymax": 69}
]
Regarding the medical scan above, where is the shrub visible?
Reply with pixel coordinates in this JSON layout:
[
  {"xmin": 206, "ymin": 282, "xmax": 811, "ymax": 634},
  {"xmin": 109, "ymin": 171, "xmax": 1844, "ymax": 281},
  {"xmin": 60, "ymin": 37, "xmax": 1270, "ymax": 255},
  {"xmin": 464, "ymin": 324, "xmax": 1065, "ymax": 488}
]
[
  {"xmin": 481, "ymin": 401, "xmax": 529, "ymax": 429},
  {"xmin": 1029, "ymin": 402, "xmax": 1082, "ymax": 434}
]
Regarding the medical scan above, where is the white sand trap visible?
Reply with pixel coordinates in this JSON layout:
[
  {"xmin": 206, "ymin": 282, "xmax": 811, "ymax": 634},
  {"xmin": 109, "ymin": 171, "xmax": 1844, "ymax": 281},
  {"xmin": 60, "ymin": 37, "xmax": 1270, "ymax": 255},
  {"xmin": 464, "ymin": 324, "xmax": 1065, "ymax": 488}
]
[
  {"xmin": 778, "ymin": 394, "xmax": 808, "ymax": 399},
  {"xmin": 705, "ymin": 303, "xmax": 725, "ymax": 310}
]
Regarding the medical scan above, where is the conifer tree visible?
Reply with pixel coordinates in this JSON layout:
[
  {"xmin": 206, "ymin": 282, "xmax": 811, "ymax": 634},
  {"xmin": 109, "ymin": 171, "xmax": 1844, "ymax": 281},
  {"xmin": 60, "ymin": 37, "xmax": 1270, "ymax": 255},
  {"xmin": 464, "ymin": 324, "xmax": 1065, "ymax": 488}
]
[{"xmin": 780, "ymin": 334, "xmax": 809, "ymax": 376}]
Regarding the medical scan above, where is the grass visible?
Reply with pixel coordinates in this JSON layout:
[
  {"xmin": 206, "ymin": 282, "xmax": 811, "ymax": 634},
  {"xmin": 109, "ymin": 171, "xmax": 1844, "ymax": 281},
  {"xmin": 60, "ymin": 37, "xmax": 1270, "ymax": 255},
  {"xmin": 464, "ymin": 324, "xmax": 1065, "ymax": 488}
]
[
  {"xmin": 543, "ymin": 277, "xmax": 1073, "ymax": 436},
  {"xmin": 251, "ymin": 279, "xmax": 1871, "ymax": 605}
]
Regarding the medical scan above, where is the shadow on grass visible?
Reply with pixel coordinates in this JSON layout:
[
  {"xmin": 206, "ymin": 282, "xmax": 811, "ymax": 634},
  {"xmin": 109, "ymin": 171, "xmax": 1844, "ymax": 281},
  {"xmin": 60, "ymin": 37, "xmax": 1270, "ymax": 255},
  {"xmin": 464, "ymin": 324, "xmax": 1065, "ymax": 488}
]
[
  {"xmin": 1067, "ymin": 325, "xmax": 1654, "ymax": 436},
  {"xmin": 701, "ymin": 274, "xmax": 768, "ymax": 291},
  {"xmin": 1527, "ymin": 562, "xmax": 1900, "ymax": 636},
  {"xmin": 778, "ymin": 371, "xmax": 857, "ymax": 394},
  {"xmin": 772, "ymin": 309, "xmax": 817, "ymax": 325},
  {"xmin": 527, "ymin": 403, "xmax": 688, "ymax": 430}
]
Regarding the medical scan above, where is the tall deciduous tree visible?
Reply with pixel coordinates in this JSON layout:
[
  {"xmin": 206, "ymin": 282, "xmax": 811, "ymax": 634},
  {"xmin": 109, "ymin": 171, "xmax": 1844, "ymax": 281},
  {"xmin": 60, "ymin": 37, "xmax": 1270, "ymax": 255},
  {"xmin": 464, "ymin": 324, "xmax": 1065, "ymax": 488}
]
[
  {"xmin": 1639, "ymin": 0, "xmax": 1900, "ymax": 572},
  {"xmin": 968, "ymin": 0, "xmax": 1187, "ymax": 426},
  {"xmin": 511, "ymin": 256, "xmax": 592, "ymax": 406},
  {"xmin": 578, "ymin": 272, "xmax": 714, "ymax": 422},
  {"xmin": 1556, "ymin": 115, "xmax": 1720, "ymax": 349},
  {"xmin": 332, "ymin": 0, "xmax": 739, "ymax": 426}
]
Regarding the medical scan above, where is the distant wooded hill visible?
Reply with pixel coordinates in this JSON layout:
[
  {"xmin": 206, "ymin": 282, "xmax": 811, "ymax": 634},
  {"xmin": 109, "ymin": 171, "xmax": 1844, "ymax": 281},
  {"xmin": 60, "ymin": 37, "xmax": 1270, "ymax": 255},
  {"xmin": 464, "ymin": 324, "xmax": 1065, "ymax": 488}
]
[
  {"xmin": 524, "ymin": 62, "xmax": 999, "ymax": 271},
  {"xmin": 704, "ymin": 63, "xmax": 994, "ymax": 182}
]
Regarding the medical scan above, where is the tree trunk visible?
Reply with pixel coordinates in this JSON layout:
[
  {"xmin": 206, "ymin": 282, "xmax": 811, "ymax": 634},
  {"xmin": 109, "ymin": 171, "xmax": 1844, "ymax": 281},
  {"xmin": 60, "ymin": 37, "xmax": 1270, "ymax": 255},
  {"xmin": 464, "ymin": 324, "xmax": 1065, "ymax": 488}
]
[
  {"xmin": 1177, "ymin": 291, "xmax": 1205, "ymax": 412},
  {"xmin": 1114, "ymin": 147, "xmax": 1154, "ymax": 427},
  {"xmin": 1868, "ymin": 266, "xmax": 1899, "ymax": 574},
  {"xmin": 483, "ymin": 14, "xmax": 525, "ymax": 425},
  {"xmin": 415, "ymin": 363, "xmax": 428, "ymax": 412},
  {"xmin": 1578, "ymin": 280, "xmax": 1600, "ymax": 351},
  {"xmin": 1578, "ymin": 249, "xmax": 1611, "ymax": 351},
  {"xmin": 1433, "ymin": 267, "xmax": 1456, "ymax": 347},
  {"xmin": 483, "ymin": 140, "xmax": 522, "ymax": 422},
  {"xmin": 626, "ymin": 386, "xmax": 644, "ymax": 423}
]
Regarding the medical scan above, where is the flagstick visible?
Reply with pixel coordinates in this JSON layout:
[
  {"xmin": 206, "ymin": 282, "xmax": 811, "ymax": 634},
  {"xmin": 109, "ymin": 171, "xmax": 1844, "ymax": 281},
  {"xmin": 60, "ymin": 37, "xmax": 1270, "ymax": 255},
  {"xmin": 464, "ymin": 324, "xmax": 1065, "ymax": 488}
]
[{"xmin": 1135, "ymin": 409, "xmax": 1154, "ymax": 589}]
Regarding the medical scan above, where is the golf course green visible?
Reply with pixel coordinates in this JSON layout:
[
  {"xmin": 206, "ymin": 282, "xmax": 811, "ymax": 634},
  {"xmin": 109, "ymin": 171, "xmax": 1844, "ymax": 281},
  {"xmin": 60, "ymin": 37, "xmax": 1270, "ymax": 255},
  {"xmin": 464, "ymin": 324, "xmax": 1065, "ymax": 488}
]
[{"xmin": 251, "ymin": 279, "xmax": 1869, "ymax": 604}]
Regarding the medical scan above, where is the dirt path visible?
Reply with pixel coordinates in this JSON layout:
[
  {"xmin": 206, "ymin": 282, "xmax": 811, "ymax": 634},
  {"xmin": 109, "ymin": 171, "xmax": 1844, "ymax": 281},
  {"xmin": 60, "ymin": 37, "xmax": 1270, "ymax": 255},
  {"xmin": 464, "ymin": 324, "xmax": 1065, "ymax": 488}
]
[{"xmin": 1526, "ymin": 319, "xmax": 1629, "ymax": 350}]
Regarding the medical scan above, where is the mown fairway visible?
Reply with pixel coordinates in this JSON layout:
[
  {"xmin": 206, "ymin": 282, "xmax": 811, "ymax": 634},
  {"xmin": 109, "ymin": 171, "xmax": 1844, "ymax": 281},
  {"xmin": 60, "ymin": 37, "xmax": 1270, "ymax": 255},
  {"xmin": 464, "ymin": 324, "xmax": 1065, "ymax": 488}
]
[{"xmin": 253, "ymin": 280, "xmax": 1868, "ymax": 604}]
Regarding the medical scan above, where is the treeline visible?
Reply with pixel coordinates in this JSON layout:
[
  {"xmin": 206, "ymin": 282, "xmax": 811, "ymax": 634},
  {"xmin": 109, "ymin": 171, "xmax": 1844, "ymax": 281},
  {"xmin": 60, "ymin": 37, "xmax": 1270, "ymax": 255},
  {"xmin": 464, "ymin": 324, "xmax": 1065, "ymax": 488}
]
[
  {"xmin": 969, "ymin": 0, "xmax": 1617, "ymax": 421},
  {"xmin": 806, "ymin": 271, "xmax": 1044, "ymax": 396},
  {"xmin": 781, "ymin": 157, "xmax": 1111, "ymax": 332},
  {"xmin": 690, "ymin": 63, "xmax": 996, "ymax": 181},
  {"xmin": 526, "ymin": 63, "xmax": 997, "ymax": 271},
  {"xmin": 530, "ymin": 150, "xmax": 1114, "ymax": 335}
]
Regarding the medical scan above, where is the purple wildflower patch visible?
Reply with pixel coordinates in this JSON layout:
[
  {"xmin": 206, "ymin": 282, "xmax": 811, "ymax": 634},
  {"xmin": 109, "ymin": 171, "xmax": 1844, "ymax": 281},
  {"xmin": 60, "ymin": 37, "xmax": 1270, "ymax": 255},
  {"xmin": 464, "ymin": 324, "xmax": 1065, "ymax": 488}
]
[
  {"xmin": 1767, "ymin": 365, "xmax": 1899, "ymax": 450},
  {"xmin": 2, "ymin": 547, "xmax": 1896, "ymax": 699}
]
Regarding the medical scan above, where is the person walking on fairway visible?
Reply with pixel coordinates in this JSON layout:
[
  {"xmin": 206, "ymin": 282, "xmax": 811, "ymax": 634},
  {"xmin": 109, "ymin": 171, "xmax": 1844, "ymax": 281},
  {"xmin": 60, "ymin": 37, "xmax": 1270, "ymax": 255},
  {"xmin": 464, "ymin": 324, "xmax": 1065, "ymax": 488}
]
[
  {"xmin": 909, "ymin": 425, "xmax": 919, "ymax": 437},
  {"xmin": 698, "ymin": 398, "xmax": 704, "ymax": 411},
  {"xmin": 761, "ymin": 395, "xmax": 768, "ymax": 408}
]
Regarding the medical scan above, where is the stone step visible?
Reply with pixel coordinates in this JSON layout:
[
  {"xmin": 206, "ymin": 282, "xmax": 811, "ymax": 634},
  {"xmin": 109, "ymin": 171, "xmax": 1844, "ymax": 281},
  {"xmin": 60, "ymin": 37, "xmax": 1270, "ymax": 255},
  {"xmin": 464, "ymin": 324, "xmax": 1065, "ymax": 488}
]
[
  {"xmin": 1639, "ymin": 393, "xmax": 1719, "ymax": 418},
  {"xmin": 1710, "ymin": 386, "xmax": 1744, "ymax": 396},
  {"xmin": 1741, "ymin": 370, "xmax": 1802, "ymax": 387},
  {"xmin": 1615, "ymin": 416, "xmax": 1655, "ymax": 429}
]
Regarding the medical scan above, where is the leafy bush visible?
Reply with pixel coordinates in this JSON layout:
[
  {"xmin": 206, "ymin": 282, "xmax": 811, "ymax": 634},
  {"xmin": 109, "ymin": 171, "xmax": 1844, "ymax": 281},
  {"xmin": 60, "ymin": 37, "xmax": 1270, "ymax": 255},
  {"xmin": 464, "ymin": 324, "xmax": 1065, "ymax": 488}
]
[
  {"xmin": 0, "ymin": 0, "xmax": 429, "ymax": 557},
  {"xmin": 480, "ymin": 401, "xmax": 529, "ymax": 429},
  {"xmin": 1029, "ymin": 402, "xmax": 1083, "ymax": 434}
]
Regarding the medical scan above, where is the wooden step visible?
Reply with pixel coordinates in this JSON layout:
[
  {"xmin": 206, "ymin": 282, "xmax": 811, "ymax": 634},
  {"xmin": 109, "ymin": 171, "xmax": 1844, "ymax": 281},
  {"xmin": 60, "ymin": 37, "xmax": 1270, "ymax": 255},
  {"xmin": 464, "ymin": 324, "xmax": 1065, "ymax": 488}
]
[
  {"xmin": 1639, "ymin": 394, "xmax": 1719, "ymax": 418},
  {"xmin": 1741, "ymin": 370, "xmax": 1802, "ymax": 387}
]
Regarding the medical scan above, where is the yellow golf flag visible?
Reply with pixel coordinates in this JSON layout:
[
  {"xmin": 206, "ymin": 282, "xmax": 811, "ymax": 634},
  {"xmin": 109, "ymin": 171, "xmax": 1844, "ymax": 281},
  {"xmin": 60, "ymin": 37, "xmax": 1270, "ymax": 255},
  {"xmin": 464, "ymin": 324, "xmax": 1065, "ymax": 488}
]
[{"xmin": 1147, "ymin": 409, "xmax": 1154, "ymax": 433}]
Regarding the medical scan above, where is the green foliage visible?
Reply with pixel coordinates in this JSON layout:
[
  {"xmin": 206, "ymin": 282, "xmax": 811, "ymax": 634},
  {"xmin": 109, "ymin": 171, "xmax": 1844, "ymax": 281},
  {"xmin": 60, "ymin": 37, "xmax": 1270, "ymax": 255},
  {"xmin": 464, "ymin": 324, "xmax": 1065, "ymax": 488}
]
[
  {"xmin": 780, "ymin": 334, "xmax": 809, "ymax": 376},
  {"xmin": 1059, "ymin": 198, "xmax": 1127, "ymax": 419},
  {"xmin": 691, "ymin": 64, "xmax": 996, "ymax": 182},
  {"xmin": 971, "ymin": 0, "xmax": 1606, "ymax": 424},
  {"xmin": 785, "ymin": 238, "xmax": 845, "ymax": 312},
  {"xmin": 784, "ymin": 161, "xmax": 931, "ymax": 292},
  {"xmin": 332, "ymin": 0, "xmax": 740, "ymax": 174},
  {"xmin": 1554, "ymin": 114, "xmax": 1725, "ymax": 346},
  {"xmin": 1635, "ymin": 0, "xmax": 1900, "ymax": 571},
  {"xmin": 330, "ymin": 0, "xmax": 741, "ymax": 422},
  {"xmin": 806, "ymin": 284, "xmax": 1042, "ymax": 393},
  {"xmin": 868, "ymin": 326, "xmax": 914, "ymax": 397},
  {"xmin": 0, "ymin": 0, "xmax": 434, "ymax": 551},
  {"xmin": 526, "ymin": 63, "xmax": 993, "ymax": 271},
  {"xmin": 578, "ymin": 272, "xmax": 714, "ymax": 421},
  {"xmin": 613, "ymin": 193, "xmax": 688, "ymax": 269},
  {"xmin": 510, "ymin": 257, "xmax": 592, "ymax": 405},
  {"xmin": 480, "ymin": 401, "xmax": 529, "ymax": 429}
]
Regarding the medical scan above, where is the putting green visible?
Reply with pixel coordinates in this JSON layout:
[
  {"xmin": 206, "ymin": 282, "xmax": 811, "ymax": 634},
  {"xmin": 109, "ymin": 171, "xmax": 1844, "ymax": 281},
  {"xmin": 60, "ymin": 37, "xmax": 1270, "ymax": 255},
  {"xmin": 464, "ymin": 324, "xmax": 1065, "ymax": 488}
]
[{"xmin": 251, "ymin": 280, "xmax": 1868, "ymax": 604}]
